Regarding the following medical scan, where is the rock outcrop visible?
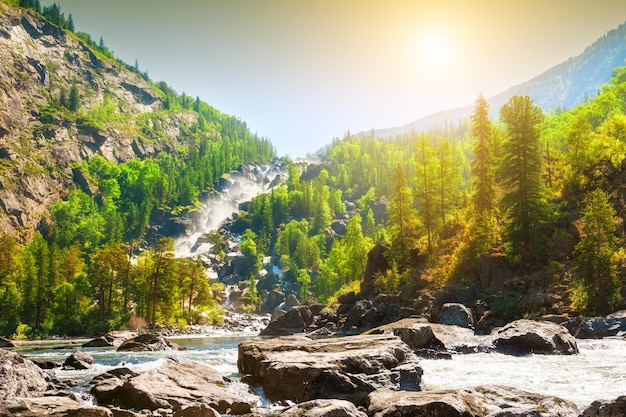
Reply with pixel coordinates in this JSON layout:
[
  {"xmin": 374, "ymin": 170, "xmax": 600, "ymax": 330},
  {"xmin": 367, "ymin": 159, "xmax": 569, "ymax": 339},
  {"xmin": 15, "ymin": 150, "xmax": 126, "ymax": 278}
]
[
  {"xmin": 581, "ymin": 396, "xmax": 626, "ymax": 417},
  {"xmin": 0, "ymin": 349, "xmax": 49, "ymax": 400},
  {"xmin": 92, "ymin": 359, "xmax": 252, "ymax": 414},
  {"xmin": 0, "ymin": 2, "xmax": 197, "ymax": 237},
  {"xmin": 260, "ymin": 305, "xmax": 314, "ymax": 335},
  {"xmin": 367, "ymin": 386, "xmax": 580, "ymax": 417},
  {"xmin": 238, "ymin": 334, "xmax": 423, "ymax": 406},
  {"xmin": 488, "ymin": 319, "xmax": 579, "ymax": 355},
  {"xmin": 0, "ymin": 396, "xmax": 114, "ymax": 417},
  {"xmin": 439, "ymin": 302, "xmax": 474, "ymax": 329},
  {"xmin": 575, "ymin": 310, "xmax": 626, "ymax": 339}
]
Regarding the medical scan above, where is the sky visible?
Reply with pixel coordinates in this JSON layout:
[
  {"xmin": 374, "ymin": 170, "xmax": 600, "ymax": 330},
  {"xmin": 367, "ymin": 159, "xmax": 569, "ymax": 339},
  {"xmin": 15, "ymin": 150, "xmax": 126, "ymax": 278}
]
[{"xmin": 41, "ymin": 0, "xmax": 626, "ymax": 157}]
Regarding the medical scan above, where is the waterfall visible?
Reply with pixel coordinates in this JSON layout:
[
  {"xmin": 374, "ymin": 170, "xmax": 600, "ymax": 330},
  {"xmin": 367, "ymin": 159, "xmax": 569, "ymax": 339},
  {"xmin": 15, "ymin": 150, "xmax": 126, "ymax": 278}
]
[{"xmin": 173, "ymin": 163, "xmax": 283, "ymax": 258}]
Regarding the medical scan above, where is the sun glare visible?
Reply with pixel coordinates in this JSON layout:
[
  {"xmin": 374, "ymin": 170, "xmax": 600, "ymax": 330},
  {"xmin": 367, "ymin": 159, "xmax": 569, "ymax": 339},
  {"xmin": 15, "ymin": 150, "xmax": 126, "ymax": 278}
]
[{"xmin": 420, "ymin": 35, "xmax": 449, "ymax": 64}]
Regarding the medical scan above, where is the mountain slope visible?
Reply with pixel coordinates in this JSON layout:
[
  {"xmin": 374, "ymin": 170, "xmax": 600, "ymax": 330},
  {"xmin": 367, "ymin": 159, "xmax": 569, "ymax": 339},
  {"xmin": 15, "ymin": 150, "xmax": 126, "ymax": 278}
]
[
  {"xmin": 0, "ymin": 1, "xmax": 271, "ymax": 238},
  {"xmin": 369, "ymin": 21, "xmax": 626, "ymax": 138}
]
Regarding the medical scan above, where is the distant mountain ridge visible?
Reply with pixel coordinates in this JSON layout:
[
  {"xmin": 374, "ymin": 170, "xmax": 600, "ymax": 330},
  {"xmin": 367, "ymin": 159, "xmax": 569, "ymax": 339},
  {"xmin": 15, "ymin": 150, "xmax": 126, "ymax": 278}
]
[{"xmin": 367, "ymin": 21, "xmax": 626, "ymax": 139}]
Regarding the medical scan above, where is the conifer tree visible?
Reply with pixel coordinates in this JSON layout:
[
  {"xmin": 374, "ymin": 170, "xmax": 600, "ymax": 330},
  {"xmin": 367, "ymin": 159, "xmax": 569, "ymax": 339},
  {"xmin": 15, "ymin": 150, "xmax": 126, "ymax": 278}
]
[
  {"xmin": 573, "ymin": 189, "xmax": 620, "ymax": 315},
  {"xmin": 471, "ymin": 94, "xmax": 496, "ymax": 213},
  {"xmin": 499, "ymin": 95, "xmax": 550, "ymax": 261},
  {"xmin": 387, "ymin": 163, "xmax": 420, "ymax": 270},
  {"xmin": 470, "ymin": 94, "xmax": 498, "ymax": 252}
]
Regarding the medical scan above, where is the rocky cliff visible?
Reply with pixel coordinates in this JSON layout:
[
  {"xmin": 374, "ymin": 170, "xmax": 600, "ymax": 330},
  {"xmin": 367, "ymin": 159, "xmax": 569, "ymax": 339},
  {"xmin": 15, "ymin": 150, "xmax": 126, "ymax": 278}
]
[{"xmin": 0, "ymin": 2, "xmax": 197, "ymax": 238}]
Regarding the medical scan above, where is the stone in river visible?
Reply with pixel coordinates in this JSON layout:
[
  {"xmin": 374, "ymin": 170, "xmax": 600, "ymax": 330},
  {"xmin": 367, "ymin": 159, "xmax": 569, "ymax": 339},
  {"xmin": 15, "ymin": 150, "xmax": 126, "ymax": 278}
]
[
  {"xmin": 93, "ymin": 359, "xmax": 252, "ymax": 415},
  {"xmin": 116, "ymin": 333, "xmax": 187, "ymax": 352},
  {"xmin": 238, "ymin": 334, "xmax": 423, "ymax": 406},
  {"xmin": 0, "ymin": 349, "xmax": 49, "ymax": 400},
  {"xmin": 367, "ymin": 385, "xmax": 580, "ymax": 417},
  {"xmin": 487, "ymin": 319, "xmax": 578, "ymax": 355}
]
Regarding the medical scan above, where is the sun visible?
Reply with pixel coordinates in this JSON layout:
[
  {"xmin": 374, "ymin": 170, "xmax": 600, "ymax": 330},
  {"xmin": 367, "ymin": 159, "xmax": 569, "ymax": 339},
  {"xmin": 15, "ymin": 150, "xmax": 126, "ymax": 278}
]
[{"xmin": 420, "ymin": 35, "xmax": 449, "ymax": 64}]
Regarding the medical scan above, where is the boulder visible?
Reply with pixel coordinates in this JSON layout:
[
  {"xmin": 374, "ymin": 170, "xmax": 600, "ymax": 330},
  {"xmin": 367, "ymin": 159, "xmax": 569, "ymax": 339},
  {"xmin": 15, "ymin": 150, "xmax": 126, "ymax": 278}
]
[
  {"xmin": 83, "ymin": 332, "xmax": 130, "ymax": 348},
  {"xmin": 439, "ymin": 303, "xmax": 474, "ymax": 329},
  {"xmin": 279, "ymin": 399, "xmax": 368, "ymax": 417},
  {"xmin": 262, "ymin": 289, "xmax": 285, "ymax": 312},
  {"xmin": 0, "ymin": 349, "xmax": 49, "ymax": 400},
  {"xmin": 90, "ymin": 367, "xmax": 138, "ymax": 406},
  {"xmin": 360, "ymin": 242, "xmax": 391, "ymax": 296},
  {"xmin": 367, "ymin": 318, "xmax": 481, "ymax": 354},
  {"xmin": 488, "ymin": 319, "xmax": 579, "ymax": 355},
  {"xmin": 173, "ymin": 404, "xmax": 221, "ymax": 417},
  {"xmin": 0, "ymin": 337, "xmax": 14, "ymax": 348},
  {"xmin": 116, "ymin": 333, "xmax": 187, "ymax": 352},
  {"xmin": 581, "ymin": 395, "xmax": 626, "ymax": 417},
  {"xmin": 238, "ymin": 334, "xmax": 423, "ymax": 406},
  {"xmin": 260, "ymin": 305, "xmax": 313, "ymax": 336},
  {"xmin": 93, "ymin": 360, "xmax": 251, "ymax": 414},
  {"xmin": 31, "ymin": 359, "xmax": 58, "ymax": 369},
  {"xmin": 576, "ymin": 311, "xmax": 626, "ymax": 339},
  {"xmin": 62, "ymin": 350, "xmax": 94, "ymax": 370},
  {"xmin": 367, "ymin": 385, "xmax": 580, "ymax": 417},
  {"xmin": 0, "ymin": 396, "xmax": 114, "ymax": 417},
  {"xmin": 478, "ymin": 251, "xmax": 513, "ymax": 292}
]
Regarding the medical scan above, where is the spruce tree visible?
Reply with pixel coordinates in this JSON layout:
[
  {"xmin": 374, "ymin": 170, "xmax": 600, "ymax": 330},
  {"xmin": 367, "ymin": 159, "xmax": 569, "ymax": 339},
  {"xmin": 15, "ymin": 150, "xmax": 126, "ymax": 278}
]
[
  {"xmin": 470, "ymin": 94, "xmax": 498, "ymax": 252},
  {"xmin": 573, "ymin": 189, "xmax": 620, "ymax": 315},
  {"xmin": 499, "ymin": 95, "xmax": 549, "ymax": 262},
  {"xmin": 387, "ymin": 163, "xmax": 420, "ymax": 270}
]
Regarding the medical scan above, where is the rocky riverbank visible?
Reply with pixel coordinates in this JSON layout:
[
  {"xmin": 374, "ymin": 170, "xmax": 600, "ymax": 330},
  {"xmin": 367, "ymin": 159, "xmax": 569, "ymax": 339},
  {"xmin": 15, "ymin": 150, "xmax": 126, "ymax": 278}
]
[{"xmin": 2, "ymin": 311, "xmax": 625, "ymax": 416}]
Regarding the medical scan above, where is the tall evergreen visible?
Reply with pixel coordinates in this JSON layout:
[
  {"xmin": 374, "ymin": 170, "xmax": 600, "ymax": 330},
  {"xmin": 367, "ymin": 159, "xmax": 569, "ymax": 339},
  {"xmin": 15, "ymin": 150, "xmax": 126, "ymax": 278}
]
[
  {"xmin": 471, "ymin": 94, "xmax": 496, "ymax": 213},
  {"xmin": 499, "ymin": 95, "xmax": 550, "ymax": 262},
  {"xmin": 387, "ymin": 163, "xmax": 420, "ymax": 270},
  {"xmin": 470, "ymin": 95, "xmax": 498, "ymax": 253}
]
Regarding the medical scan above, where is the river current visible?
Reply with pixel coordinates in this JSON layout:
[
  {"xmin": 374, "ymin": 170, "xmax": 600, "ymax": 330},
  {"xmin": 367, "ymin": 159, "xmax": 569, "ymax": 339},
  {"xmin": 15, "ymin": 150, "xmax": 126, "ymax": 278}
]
[{"xmin": 10, "ymin": 334, "xmax": 625, "ymax": 411}]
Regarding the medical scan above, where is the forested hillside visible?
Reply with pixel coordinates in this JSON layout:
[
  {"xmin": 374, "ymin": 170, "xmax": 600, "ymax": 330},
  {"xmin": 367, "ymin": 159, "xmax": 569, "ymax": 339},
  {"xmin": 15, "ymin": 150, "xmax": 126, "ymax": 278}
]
[
  {"xmin": 233, "ymin": 67, "xmax": 626, "ymax": 324},
  {"xmin": 2, "ymin": 0, "xmax": 626, "ymax": 340},
  {"xmin": 0, "ymin": 0, "xmax": 273, "ymax": 337}
]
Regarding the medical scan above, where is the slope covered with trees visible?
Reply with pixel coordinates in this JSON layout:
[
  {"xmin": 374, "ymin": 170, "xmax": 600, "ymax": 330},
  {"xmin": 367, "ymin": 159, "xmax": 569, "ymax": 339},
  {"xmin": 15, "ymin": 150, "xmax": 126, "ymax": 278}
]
[
  {"xmin": 0, "ymin": 0, "xmax": 273, "ymax": 337},
  {"xmin": 230, "ymin": 67, "xmax": 626, "ymax": 322}
]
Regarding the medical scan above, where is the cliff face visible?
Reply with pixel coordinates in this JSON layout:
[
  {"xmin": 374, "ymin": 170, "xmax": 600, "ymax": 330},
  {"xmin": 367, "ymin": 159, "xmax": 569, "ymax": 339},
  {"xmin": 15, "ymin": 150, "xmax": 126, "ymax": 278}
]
[{"xmin": 0, "ymin": 2, "xmax": 196, "ymax": 237}]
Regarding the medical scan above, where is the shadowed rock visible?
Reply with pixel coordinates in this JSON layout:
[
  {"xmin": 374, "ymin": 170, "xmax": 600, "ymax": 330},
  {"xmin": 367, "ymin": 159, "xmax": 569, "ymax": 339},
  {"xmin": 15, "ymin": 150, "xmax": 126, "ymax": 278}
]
[
  {"xmin": 116, "ymin": 333, "xmax": 187, "ymax": 352},
  {"xmin": 488, "ymin": 319, "xmax": 578, "ymax": 355}
]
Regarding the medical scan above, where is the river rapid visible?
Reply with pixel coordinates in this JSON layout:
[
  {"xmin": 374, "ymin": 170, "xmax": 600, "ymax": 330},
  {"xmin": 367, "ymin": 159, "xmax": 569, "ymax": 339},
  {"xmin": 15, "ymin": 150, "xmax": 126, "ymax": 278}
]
[{"xmin": 9, "ymin": 334, "xmax": 626, "ymax": 411}]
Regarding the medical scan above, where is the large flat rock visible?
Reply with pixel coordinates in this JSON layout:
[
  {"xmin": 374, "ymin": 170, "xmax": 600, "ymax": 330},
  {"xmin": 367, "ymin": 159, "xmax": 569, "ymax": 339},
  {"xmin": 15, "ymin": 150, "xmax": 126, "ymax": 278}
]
[
  {"xmin": 92, "ymin": 359, "xmax": 252, "ymax": 414},
  {"xmin": 238, "ymin": 334, "xmax": 423, "ymax": 406},
  {"xmin": 368, "ymin": 385, "xmax": 580, "ymax": 417}
]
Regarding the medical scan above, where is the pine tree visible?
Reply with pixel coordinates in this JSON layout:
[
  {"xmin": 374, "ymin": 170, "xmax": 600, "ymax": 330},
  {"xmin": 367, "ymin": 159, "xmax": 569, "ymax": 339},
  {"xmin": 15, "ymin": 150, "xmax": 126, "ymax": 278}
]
[
  {"xmin": 415, "ymin": 135, "xmax": 437, "ymax": 252},
  {"xmin": 68, "ymin": 85, "xmax": 80, "ymax": 111},
  {"xmin": 471, "ymin": 94, "xmax": 496, "ymax": 213},
  {"xmin": 499, "ymin": 95, "xmax": 550, "ymax": 262},
  {"xmin": 387, "ymin": 163, "xmax": 420, "ymax": 270},
  {"xmin": 573, "ymin": 189, "xmax": 620, "ymax": 315},
  {"xmin": 470, "ymin": 94, "xmax": 498, "ymax": 253}
]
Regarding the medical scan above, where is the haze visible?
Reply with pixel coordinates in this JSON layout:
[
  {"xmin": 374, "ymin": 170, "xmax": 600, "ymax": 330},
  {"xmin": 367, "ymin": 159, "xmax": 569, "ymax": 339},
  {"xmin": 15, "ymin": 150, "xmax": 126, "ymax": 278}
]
[{"xmin": 41, "ymin": 0, "xmax": 626, "ymax": 157}]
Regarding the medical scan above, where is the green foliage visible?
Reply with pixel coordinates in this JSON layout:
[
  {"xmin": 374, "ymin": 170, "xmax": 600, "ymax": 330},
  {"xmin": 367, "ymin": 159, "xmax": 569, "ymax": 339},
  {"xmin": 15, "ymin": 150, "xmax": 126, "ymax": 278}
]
[
  {"xmin": 572, "ymin": 189, "xmax": 621, "ymax": 315},
  {"xmin": 386, "ymin": 163, "xmax": 420, "ymax": 270},
  {"xmin": 500, "ymin": 95, "xmax": 552, "ymax": 262}
]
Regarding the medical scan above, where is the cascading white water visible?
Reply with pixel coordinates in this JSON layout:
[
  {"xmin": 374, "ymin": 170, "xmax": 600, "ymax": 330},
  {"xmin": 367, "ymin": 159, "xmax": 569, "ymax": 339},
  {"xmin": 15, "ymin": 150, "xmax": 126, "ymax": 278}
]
[{"xmin": 173, "ymin": 163, "xmax": 283, "ymax": 259}]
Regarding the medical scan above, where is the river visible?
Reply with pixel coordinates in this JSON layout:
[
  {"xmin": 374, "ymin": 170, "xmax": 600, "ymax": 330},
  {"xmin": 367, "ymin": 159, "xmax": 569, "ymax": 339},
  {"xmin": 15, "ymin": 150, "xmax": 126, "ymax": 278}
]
[{"xmin": 9, "ymin": 334, "xmax": 625, "ymax": 411}]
